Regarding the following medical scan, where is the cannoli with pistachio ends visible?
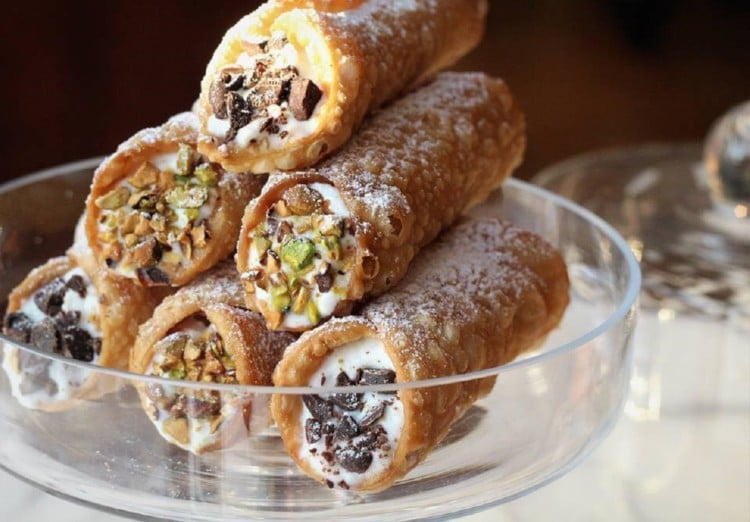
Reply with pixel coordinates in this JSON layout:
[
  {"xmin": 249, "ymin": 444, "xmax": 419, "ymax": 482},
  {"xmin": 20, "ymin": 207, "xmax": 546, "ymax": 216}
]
[
  {"xmin": 237, "ymin": 72, "xmax": 525, "ymax": 331},
  {"xmin": 85, "ymin": 112, "xmax": 265, "ymax": 287},
  {"xmin": 271, "ymin": 218, "xmax": 570, "ymax": 491},
  {"xmin": 197, "ymin": 0, "xmax": 488, "ymax": 173},
  {"xmin": 1, "ymin": 249, "xmax": 157, "ymax": 412},
  {"xmin": 130, "ymin": 262, "xmax": 296, "ymax": 454}
]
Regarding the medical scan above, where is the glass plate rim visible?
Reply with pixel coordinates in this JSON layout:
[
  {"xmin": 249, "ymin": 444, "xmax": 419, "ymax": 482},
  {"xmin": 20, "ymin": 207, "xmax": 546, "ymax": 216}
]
[{"xmin": 0, "ymin": 158, "xmax": 641, "ymax": 394}]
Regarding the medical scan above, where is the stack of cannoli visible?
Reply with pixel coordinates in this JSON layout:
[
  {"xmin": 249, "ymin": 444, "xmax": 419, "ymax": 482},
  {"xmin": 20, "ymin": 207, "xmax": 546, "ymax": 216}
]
[{"xmin": 2, "ymin": 0, "xmax": 571, "ymax": 492}]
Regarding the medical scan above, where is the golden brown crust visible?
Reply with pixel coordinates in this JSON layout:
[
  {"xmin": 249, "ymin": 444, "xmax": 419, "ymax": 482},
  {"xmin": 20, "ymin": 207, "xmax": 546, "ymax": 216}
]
[
  {"xmin": 85, "ymin": 112, "xmax": 265, "ymax": 287},
  {"xmin": 237, "ymin": 73, "xmax": 526, "ymax": 327},
  {"xmin": 271, "ymin": 218, "xmax": 570, "ymax": 491},
  {"xmin": 197, "ymin": 0, "xmax": 487, "ymax": 173}
]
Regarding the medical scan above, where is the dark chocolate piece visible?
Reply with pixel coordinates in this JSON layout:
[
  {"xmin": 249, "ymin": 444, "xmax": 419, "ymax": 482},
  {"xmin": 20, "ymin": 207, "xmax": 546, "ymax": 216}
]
[
  {"xmin": 136, "ymin": 266, "xmax": 171, "ymax": 286},
  {"xmin": 54, "ymin": 310, "xmax": 81, "ymax": 328},
  {"xmin": 314, "ymin": 268, "xmax": 334, "ymax": 293},
  {"xmin": 33, "ymin": 277, "xmax": 66, "ymax": 317},
  {"xmin": 289, "ymin": 78, "xmax": 322, "ymax": 121},
  {"xmin": 65, "ymin": 275, "xmax": 87, "ymax": 298},
  {"xmin": 302, "ymin": 394, "xmax": 333, "ymax": 421},
  {"xmin": 29, "ymin": 318, "xmax": 60, "ymax": 353},
  {"xmin": 329, "ymin": 392, "xmax": 362, "ymax": 411},
  {"xmin": 335, "ymin": 447, "xmax": 373, "ymax": 473},
  {"xmin": 305, "ymin": 418, "xmax": 323, "ymax": 443},
  {"xmin": 185, "ymin": 396, "xmax": 222, "ymax": 418},
  {"xmin": 335, "ymin": 415, "xmax": 360, "ymax": 441},
  {"xmin": 358, "ymin": 368, "xmax": 397, "ymax": 386},
  {"xmin": 335, "ymin": 370, "xmax": 354, "ymax": 387},
  {"xmin": 226, "ymin": 92, "xmax": 253, "ymax": 141},
  {"xmin": 3, "ymin": 312, "xmax": 32, "ymax": 343},
  {"xmin": 61, "ymin": 327, "xmax": 96, "ymax": 362},
  {"xmin": 359, "ymin": 402, "xmax": 385, "ymax": 428},
  {"xmin": 210, "ymin": 77, "xmax": 229, "ymax": 119}
]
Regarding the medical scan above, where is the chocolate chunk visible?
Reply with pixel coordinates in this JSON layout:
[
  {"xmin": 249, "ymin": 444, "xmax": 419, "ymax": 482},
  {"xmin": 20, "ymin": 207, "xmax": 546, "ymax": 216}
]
[
  {"xmin": 17, "ymin": 351, "xmax": 56, "ymax": 396},
  {"xmin": 329, "ymin": 392, "xmax": 362, "ymax": 411},
  {"xmin": 226, "ymin": 92, "xmax": 253, "ymax": 141},
  {"xmin": 210, "ymin": 77, "xmax": 228, "ymax": 119},
  {"xmin": 358, "ymin": 368, "xmax": 397, "ymax": 386},
  {"xmin": 305, "ymin": 418, "xmax": 322, "ymax": 443},
  {"xmin": 289, "ymin": 78, "xmax": 322, "ymax": 121},
  {"xmin": 136, "ymin": 266, "xmax": 171, "ymax": 286},
  {"xmin": 33, "ymin": 277, "xmax": 66, "ymax": 316},
  {"xmin": 302, "ymin": 394, "xmax": 333, "ymax": 421},
  {"xmin": 65, "ymin": 275, "xmax": 87, "ymax": 297},
  {"xmin": 337, "ymin": 480, "xmax": 349, "ymax": 490},
  {"xmin": 3, "ymin": 312, "xmax": 32, "ymax": 343},
  {"xmin": 335, "ymin": 371, "xmax": 354, "ymax": 387},
  {"xmin": 29, "ymin": 318, "xmax": 60, "ymax": 353},
  {"xmin": 105, "ymin": 257, "xmax": 117, "ymax": 268},
  {"xmin": 61, "ymin": 326, "xmax": 96, "ymax": 362},
  {"xmin": 335, "ymin": 447, "xmax": 373, "ymax": 473},
  {"xmin": 55, "ymin": 310, "xmax": 81, "ymax": 328},
  {"xmin": 225, "ymin": 73, "xmax": 245, "ymax": 91},
  {"xmin": 359, "ymin": 402, "xmax": 386, "ymax": 428},
  {"xmin": 335, "ymin": 415, "xmax": 360, "ymax": 441},
  {"xmin": 314, "ymin": 269, "xmax": 334, "ymax": 293},
  {"xmin": 185, "ymin": 396, "xmax": 222, "ymax": 418},
  {"xmin": 259, "ymin": 117, "xmax": 280, "ymax": 135},
  {"xmin": 353, "ymin": 425, "xmax": 388, "ymax": 450},
  {"xmin": 321, "ymin": 451, "xmax": 334, "ymax": 464}
]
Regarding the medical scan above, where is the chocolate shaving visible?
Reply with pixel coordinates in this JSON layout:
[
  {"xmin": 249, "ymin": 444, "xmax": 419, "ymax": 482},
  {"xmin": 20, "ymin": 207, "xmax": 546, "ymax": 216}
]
[
  {"xmin": 29, "ymin": 318, "xmax": 60, "ymax": 354},
  {"xmin": 289, "ymin": 78, "xmax": 322, "ymax": 121},
  {"xmin": 3, "ymin": 312, "xmax": 32, "ymax": 343},
  {"xmin": 302, "ymin": 394, "xmax": 333, "ymax": 421}
]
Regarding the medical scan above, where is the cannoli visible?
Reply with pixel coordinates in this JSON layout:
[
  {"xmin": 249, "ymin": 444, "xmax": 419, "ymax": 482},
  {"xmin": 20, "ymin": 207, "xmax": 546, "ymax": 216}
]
[
  {"xmin": 196, "ymin": 0, "xmax": 488, "ymax": 173},
  {"xmin": 237, "ymin": 72, "xmax": 525, "ymax": 330},
  {"xmin": 271, "ymin": 217, "xmax": 570, "ymax": 491},
  {"xmin": 1, "ymin": 249, "xmax": 157, "ymax": 412},
  {"xmin": 85, "ymin": 112, "xmax": 265, "ymax": 287},
  {"xmin": 131, "ymin": 263, "xmax": 295, "ymax": 454}
]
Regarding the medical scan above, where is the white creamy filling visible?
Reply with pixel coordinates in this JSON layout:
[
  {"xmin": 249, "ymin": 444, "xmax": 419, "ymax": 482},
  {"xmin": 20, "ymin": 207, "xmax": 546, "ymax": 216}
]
[
  {"xmin": 209, "ymin": 32, "xmax": 326, "ymax": 146},
  {"xmin": 4, "ymin": 268, "xmax": 101, "ymax": 408},
  {"xmin": 300, "ymin": 338, "xmax": 403, "ymax": 489},
  {"xmin": 249, "ymin": 183, "xmax": 355, "ymax": 329},
  {"xmin": 150, "ymin": 151, "xmax": 179, "ymax": 173},
  {"xmin": 145, "ymin": 323, "xmax": 244, "ymax": 454}
]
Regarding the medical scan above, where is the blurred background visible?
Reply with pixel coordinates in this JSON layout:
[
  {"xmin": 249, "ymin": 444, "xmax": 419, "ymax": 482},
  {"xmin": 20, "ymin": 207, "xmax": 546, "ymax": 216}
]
[{"xmin": 0, "ymin": 0, "xmax": 748, "ymax": 182}]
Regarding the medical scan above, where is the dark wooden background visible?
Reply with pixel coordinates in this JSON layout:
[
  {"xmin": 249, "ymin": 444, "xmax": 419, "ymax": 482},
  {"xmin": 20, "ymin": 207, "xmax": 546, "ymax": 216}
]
[{"xmin": 1, "ymin": 0, "xmax": 748, "ymax": 182}]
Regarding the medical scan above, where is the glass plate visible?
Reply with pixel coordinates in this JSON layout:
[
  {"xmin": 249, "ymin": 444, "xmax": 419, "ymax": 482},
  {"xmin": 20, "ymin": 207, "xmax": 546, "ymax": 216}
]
[{"xmin": 0, "ymin": 160, "xmax": 640, "ymax": 521}]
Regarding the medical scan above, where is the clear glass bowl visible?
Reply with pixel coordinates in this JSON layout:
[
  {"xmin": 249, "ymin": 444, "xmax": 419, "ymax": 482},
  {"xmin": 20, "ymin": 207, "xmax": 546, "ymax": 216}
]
[{"xmin": 0, "ymin": 159, "xmax": 640, "ymax": 521}]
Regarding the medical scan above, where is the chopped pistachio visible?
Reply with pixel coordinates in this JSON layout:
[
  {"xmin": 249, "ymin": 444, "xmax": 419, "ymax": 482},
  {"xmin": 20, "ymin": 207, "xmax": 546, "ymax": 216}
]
[
  {"xmin": 121, "ymin": 212, "xmax": 138, "ymax": 234},
  {"xmin": 283, "ymin": 185, "xmax": 323, "ymax": 215},
  {"xmin": 253, "ymin": 236, "xmax": 271, "ymax": 257},
  {"xmin": 194, "ymin": 164, "xmax": 219, "ymax": 186},
  {"xmin": 135, "ymin": 214, "xmax": 152, "ymax": 235},
  {"xmin": 162, "ymin": 417, "xmax": 189, "ymax": 444},
  {"xmin": 124, "ymin": 233, "xmax": 139, "ymax": 247},
  {"xmin": 167, "ymin": 366, "xmax": 187, "ymax": 380},
  {"xmin": 95, "ymin": 187, "xmax": 130, "ymax": 210},
  {"xmin": 100, "ymin": 212, "xmax": 119, "ymax": 230},
  {"xmin": 150, "ymin": 214, "xmax": 167, "ymax": 232},
  {"xmin": 269, "ymin": 285, "xmax": 291, "ymax": 311},
  {"xmin": 175, "ymin": 174, "xmax": 192, "ymax": 185},
  {"xmin": 274, "ymin": 199, "xmax": 291, "ymax": 217},
  {"xmin": 158, "ymin": 169, "xmax": 176, "ymax": 191},
  {"xmin": 322, "ymin": 234, "xmax": 341, "ymax": 260},
  {"xmin": 98, "ymin": 230, "xmax": 116, "ymax": 244},
  {"xmin": 128, "ymin": 190, "xmax": 158, "ymax": 210},
  {"xmin": 307, "ymin": 300, "xmax": 320, "ymax": 325},
  {"xmin": 166, "ymin": 186, "xmax": 208, "ymax": 208},
  {"xmin": 280, "ymin": 238, "xmax": 315, "ymax": 271},
  {"xmin": 292, "ymin": 285, "xmax": 310, "ymax": 314},
  {"xmin": 183, "ymin": 340, "xmax": 202, "ymax": 361},
  {"xmin": 177, "ymin": 143, "xmax": 196, "ymax": 176},
  {"xmin": 129, "ymin": 162, "xmax": 159, "ymax": 188}
]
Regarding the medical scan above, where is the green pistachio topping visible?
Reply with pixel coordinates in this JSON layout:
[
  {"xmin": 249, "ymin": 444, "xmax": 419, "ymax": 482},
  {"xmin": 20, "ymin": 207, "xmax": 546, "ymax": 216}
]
[
  {"xmin": 269, "ymin": 285, "xmax": 291, "ymax": 311},
  {"xmin": 177, "ymin": 144, "xmax": 196, "ymax": 176},
  {"xmin": 307, "ymin": 300, "xmax": 320, "ymax": 325},
  {"xmin": 166, "ymin": 186, "xmax": 209, "ymax": 209},
  {"xmin": 280, "ymin": 238, "xmax": 316, "ymax": 271},
  {"xmin": 194, "ymin": 164, "xmax": 219, "ymax": 186},
  {"xmin": 95, "ymin": 187, "xmax": 130, "ymax": 210}
]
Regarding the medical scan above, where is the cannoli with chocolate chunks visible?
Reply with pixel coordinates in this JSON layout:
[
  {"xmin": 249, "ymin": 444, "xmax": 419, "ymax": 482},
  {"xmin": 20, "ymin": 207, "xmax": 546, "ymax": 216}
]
[
  {"xmin": 2, "ymin": 245, "xmax": 157, "ymax": 412},
  {"xmin": 237, "ymin": 72, "xmax": 525, "ymax": 331},
  {"xmin": 197, "ymin": 0, "xmax": 488, "ymax": 173},
  {"xmin": 271, "ymin": 218, "xmax": 570, "ymax": 491}
]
